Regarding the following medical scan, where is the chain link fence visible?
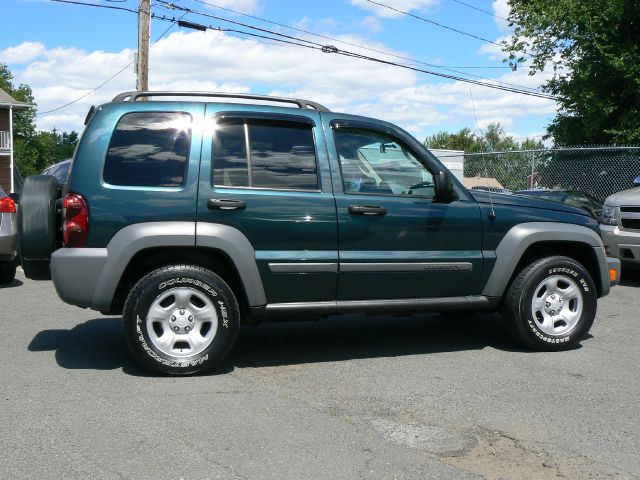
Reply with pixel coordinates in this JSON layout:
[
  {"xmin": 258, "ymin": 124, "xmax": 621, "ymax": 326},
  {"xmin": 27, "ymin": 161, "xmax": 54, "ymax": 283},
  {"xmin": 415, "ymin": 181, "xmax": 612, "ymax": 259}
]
[{"xmin": 437, "ymin": 146, "xmax": 640, "ymax": 202}]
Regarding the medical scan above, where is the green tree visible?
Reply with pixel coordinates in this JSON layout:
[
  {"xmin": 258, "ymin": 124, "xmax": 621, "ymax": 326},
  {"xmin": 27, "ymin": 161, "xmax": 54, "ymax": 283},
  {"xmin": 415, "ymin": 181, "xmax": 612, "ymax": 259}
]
[
  {"xmin": 1, "ymin": 63, "xmax": 36, "ymax": 139},
  {"xmin": 504, "ymin": 0, "xmax": 640, "ymax": 145},
  {"xmin": 1, "ymin": 63, "xmax": 79, "ymax": 176},
  {"xmin": 424, "ymin": 123, "xmax": 543, "ymax": 190}
]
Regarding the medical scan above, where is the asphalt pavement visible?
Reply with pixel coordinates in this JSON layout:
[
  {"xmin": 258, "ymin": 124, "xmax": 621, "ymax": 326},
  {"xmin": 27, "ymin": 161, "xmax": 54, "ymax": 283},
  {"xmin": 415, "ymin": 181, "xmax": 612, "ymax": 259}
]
[{"xmin": 1, "ymin": 269, "xmax": 639, "ymax": 479}]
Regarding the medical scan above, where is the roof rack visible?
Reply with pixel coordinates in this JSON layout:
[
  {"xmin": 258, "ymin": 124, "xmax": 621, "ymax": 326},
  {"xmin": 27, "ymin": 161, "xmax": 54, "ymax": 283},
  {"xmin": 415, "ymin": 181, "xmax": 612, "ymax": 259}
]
[{"xmin": 111, "ymin": 91, "xmax": 330, "ymax": 112}]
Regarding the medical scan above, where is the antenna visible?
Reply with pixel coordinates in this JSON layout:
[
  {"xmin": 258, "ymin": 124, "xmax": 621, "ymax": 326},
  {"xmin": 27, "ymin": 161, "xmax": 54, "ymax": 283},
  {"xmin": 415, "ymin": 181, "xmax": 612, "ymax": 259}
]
[
  {"xmin": 469, "ymin": 88, "xmax": 481, "ymax": 136},
  {"xmin": 488, "ymin": 193, "xmax": 496, "ymax": 220}
]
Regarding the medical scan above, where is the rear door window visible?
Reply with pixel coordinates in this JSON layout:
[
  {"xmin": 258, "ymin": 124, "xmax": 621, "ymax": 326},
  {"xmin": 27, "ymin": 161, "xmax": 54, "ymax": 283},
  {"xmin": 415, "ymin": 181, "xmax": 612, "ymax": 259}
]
[
  {"xmin": 104, "ymin": 112, "xmax": 192, "ymax": 187},
  {"xmin": 213, "ymin": 118, "xmax": 318, "ymax": 190}
]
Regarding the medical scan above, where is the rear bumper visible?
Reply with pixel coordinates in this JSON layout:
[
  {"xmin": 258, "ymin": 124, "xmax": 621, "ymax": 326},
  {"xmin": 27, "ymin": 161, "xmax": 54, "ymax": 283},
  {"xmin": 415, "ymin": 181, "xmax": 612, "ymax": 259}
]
[
  {"xmin": 51, "ymin": 248, "xmax": 108, "ymax": 310},
  {"xmin": 0, "ymin": 212, "xmax": 17, "ymax": 260}
]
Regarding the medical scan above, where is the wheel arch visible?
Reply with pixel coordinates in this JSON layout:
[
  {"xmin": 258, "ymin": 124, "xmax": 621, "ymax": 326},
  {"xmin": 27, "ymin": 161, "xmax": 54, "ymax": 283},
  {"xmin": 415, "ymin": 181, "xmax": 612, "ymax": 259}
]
[
  {"xmin": 63, "ymin": 222, "xmax": 266, "ymax": 314},
  {"xmin": 483, "ymin": 222, "xmax": 608, "ymax": 299},
  {"xmin": 109, "ymin": 246, "xmax": 251, "ymax": 316}
]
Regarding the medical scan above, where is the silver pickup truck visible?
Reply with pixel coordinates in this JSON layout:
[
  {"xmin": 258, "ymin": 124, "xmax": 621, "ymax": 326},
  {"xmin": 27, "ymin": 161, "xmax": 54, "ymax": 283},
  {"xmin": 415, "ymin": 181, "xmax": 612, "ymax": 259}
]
[{"xmin": 601, "ymin": 186, "xmax": 640, "ymax": 269}]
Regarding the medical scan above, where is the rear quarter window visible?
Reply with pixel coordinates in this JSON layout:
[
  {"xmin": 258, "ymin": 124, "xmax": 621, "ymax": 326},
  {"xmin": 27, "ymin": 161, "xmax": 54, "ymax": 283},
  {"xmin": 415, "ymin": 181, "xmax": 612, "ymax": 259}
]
[{"xmin": 103, "ymin": 112, "xmax": 192, "ymax": 187}]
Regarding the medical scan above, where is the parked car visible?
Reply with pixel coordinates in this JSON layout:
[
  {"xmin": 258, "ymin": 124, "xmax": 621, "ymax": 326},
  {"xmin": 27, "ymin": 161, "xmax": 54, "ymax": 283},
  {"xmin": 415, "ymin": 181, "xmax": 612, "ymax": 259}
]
[
  {"xmin": 41, "ymin": 158, "xmax": 71, "ymax": 187},
  {"xmin": 516, "ymin": 189, "xmax": 603, "ymax": 220},
  {"xmin": 18, "ymin": 90, "xmax": 620, "ymax": 375},
  {"xmin": 0, "ymin": 186, "xmax": 18, "ymax": 284},
  {"xmin": 471, "ymin": 185, "xmax": 511, "ymax": 194},
  {"xmin": 600, "ymin": 186, "xmax": 640, "ymax": 269}
]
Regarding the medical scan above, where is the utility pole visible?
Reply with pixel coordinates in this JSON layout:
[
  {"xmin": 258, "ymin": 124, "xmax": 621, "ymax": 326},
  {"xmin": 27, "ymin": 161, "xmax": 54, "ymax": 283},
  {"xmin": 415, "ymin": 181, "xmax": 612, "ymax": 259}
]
[
  {"xmin": 137, "ymin": 0, "xmax": 150, "ymax": 93},
  {"xmin": 51, "ymin": 126, "xmax": 57, "ymax": 164}
]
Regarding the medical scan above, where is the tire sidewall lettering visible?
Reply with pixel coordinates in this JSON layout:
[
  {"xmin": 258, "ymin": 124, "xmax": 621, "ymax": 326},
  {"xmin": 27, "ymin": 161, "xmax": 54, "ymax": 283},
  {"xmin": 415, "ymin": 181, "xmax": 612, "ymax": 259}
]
[
  {"xmin": 519, "ymin": 259, "xmax": 597, "ymax": 349},
  {"xmin": 135, "ymin": 275, "xmax": 232, "ymax": 368}
]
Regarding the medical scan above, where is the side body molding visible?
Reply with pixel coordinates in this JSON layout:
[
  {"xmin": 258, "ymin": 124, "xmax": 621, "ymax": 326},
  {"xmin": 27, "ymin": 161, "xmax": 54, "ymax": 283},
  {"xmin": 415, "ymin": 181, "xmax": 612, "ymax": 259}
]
[
  {"xmin": 482, "ymin": 222, "xmax": 608, "ymax": 297},
  {"xmin": 195, "ymin": 222, "xmax": 266, "ymax": 307}
]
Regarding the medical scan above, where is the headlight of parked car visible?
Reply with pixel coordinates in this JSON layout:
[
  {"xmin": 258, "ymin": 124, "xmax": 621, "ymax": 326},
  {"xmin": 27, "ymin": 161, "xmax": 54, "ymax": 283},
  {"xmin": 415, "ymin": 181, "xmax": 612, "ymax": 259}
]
[{"xmin": 601, "ymin": 205, "xmax": 619, "ymax": 225}]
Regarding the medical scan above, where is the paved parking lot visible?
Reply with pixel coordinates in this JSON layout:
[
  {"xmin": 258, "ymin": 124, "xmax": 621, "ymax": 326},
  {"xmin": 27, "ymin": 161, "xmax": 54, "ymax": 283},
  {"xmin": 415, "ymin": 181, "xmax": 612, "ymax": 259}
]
[{"xmin": 1, "ymin": 269, "xmax": 639, "ymax": 479}]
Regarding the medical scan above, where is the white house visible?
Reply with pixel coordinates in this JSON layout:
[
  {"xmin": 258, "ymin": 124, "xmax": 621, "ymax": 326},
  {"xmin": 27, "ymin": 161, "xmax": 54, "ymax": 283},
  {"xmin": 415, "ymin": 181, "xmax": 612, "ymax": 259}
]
[{"xmin": 0, "ymin": 87, "xmax": 30, "ymax": 193}]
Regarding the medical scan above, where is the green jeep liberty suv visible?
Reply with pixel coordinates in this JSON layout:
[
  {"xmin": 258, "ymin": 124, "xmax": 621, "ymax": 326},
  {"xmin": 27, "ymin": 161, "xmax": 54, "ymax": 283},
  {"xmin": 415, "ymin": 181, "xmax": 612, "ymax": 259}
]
[{"xmin": 18, "ymin": 91, "xmax": 620, "ymax": 375}]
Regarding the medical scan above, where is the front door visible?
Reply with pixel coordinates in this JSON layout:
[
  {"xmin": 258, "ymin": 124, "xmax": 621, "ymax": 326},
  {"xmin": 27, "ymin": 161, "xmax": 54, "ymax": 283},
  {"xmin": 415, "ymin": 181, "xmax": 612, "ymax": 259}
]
[{"xmin": 325, "ymin": 119, "xmax": 484, "ymax": 301}]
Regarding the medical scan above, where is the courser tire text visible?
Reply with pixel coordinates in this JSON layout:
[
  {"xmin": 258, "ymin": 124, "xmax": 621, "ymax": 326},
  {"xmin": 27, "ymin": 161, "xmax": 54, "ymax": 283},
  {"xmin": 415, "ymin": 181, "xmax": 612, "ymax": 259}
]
[
  {"xmin": 503, "ymin": 255, "xmax": 597, "ymax": 351},
  {"xmin": 123, "ymin": 265, "xmax": 240, "ymax": 375}
]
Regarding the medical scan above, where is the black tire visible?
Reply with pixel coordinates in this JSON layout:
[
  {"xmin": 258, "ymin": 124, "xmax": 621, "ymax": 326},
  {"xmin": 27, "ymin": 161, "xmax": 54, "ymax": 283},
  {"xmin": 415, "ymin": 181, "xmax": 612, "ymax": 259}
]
[
  {"xmin": 18, "ymin": 175, "xmax": 59, "ymax": 280},
  {"xmin": 0, "ymin": 261, "xmax": 16, "ymax": 284},
  {"xmin": 123, "ymin": 265, "xmax": 241, "ymax": 375},
  {"xmin": 503, "ymin": 256, "xmax": 597, "ymax": 351}
]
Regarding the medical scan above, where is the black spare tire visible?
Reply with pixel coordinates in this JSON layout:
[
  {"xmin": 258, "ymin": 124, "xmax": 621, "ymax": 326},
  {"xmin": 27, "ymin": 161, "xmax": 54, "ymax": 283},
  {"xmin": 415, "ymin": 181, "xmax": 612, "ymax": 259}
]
[{"xmin": 19, "ymin": 175, "xmax": 59, "ymax": 280}]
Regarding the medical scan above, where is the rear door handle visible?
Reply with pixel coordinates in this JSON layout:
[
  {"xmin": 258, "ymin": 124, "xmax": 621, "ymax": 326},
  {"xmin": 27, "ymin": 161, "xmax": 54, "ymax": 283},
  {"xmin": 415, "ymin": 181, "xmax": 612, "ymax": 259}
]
[
  {"xmin": 207, "ymin": 199, "xmax": 247, "ymax": 210},
  {"xmin": 348, "ymin": 205, "xmax": 387, "ymax": 216}
]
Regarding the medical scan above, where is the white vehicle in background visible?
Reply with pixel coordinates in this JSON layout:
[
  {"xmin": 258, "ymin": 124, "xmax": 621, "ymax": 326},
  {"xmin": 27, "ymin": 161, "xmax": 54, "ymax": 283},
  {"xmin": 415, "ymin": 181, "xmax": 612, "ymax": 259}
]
[
  {"xmin": 601, "ymin": 186, "xmax": 640, "ymax": 269},
  {"xmin": 0, "ymin": 185, "xmax": 18, "ymax": 284}
]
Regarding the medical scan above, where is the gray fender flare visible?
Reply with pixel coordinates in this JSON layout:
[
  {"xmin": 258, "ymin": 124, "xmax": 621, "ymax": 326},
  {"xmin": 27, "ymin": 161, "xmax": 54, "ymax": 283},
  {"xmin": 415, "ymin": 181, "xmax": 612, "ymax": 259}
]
[
  {"xmin": 90, "ymin": 222, "xmax": 265, "ymax": 311},
  {"xmin": 482, "ymin": 222, "xmax": 608, "ymax": 298}
]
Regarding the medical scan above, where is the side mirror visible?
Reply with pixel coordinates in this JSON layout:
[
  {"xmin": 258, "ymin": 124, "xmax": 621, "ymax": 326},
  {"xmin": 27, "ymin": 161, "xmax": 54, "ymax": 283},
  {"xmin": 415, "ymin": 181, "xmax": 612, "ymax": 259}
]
[
  {"xmin": 8, "ymin": 193, "xmax": 19, "ymax": 204},
  {"xmin": 435, "ymin": 170, "xmax": 456, "ymax": 202},
  {"xmin": 633, "ymin": 175, "xmax": 640, "ymax": 186}
]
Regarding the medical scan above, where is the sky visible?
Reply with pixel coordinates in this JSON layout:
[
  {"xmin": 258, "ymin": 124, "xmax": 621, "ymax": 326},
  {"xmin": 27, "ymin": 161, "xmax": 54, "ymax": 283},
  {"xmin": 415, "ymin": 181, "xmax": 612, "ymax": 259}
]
[{"xmin": 0, "ymin": 0, "xmax": 556, "ymax": 143}]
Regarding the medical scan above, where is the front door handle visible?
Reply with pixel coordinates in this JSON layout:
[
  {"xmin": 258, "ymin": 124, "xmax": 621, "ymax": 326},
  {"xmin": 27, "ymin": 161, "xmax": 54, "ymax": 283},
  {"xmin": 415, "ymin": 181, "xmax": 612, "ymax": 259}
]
[
  {"xmin": 348, "ymin": 204, "xmax": 387, "ymax": 216},
  {"xmin": 207, "ymin": 199, "xmax": 247, "ymax": 211}
]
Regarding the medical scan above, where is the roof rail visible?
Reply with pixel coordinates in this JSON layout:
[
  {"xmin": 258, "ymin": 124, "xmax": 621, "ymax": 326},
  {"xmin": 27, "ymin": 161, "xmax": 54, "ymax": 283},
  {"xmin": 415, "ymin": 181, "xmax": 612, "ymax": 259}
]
[{"xmin": 111, "ymin": 91, "xmax": 330, "ymax": 112}]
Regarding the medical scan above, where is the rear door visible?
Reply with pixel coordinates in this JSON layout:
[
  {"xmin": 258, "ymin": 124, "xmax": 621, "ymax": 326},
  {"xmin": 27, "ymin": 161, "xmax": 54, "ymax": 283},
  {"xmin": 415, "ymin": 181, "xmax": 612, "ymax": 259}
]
[
  {"xmin": 324, "ymin": 117, "xmax": 484, "ymax": 301},
  {"xmin": 197, "ymin": 105, "xmax": 338, "ymax": 304}
]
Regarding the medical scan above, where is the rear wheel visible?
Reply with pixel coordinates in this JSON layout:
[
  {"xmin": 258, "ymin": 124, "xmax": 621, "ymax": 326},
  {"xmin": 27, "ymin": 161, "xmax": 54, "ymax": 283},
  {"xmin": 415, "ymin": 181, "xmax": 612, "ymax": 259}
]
[
  {"xmin": 503, "ymin": 256, "xmax": 597, "ymax": 350},
  {"xmin": 18, "ymin": 175, "xmax": 60, "ymax": 280},
  {"xmin": 123, "ymin": 265, "xmax": 241, "ymax": 375},
  {"xmin": 0, "ymin": 261, "xmax": 16, "ymax": 284}
]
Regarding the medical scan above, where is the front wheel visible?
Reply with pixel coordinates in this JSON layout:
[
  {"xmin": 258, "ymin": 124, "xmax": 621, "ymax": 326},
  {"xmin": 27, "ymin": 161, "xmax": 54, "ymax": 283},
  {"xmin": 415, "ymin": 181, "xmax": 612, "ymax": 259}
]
[
  {"xmin": 503, "ymin": 256, "xmax": 597, "ymax": 351},
  {"xmin": 123, "ymin": 265, "xmax": 241, "ymax": 375}
]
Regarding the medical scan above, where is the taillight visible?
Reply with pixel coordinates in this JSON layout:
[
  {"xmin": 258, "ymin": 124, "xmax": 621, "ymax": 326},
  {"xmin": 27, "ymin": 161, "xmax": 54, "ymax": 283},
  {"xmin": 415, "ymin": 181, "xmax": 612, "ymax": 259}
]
[
  {"xmin": 0, "ymin": 196, "xmax": 16, "ymax": 213},
  {"xmin": 63, "ymin": 193, "xmax": 89, "ymax": 247}
]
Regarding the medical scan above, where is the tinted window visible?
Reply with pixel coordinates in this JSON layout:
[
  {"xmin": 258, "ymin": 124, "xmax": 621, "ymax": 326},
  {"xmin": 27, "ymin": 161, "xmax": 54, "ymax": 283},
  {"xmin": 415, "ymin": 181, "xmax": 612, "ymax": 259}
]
[
  {"xmin": 212, "ymin": 121, "xmax": 249, "ymax": 187},
  {"xmin": 104, "ymin": 112, "xmax": 191, "ymax": 187},
  {"xmin": 334, "ymin": 128, "xmax": 434, "ymax": 197},
  {"xmin": 212, "ymin": 119, "xmax": 318, "ymax": 190}
]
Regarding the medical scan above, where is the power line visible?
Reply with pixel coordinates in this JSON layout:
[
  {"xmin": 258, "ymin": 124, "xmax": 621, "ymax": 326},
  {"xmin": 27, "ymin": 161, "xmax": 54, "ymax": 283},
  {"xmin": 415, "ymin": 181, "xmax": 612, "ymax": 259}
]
[
  {"xmin": 151, "ymin": 13, "xmax": 556, "ymax": 100},
  {"xmin": 362, "ymin": 0, "xmax": 500, "ymax": 45},
  {"xmin": 42, "ymin": 0, "xmax": 554, "ymax": 118},
  {"xmin": 449, "ymin": 0, "xmax": 509, "ymax": 22},
  {"xmin": 49, "ymin": 0, "xmax": 137, "ymax": 14},
  {"xmin": 190, "ymin": 0, "xmax": 512, "ymax": 70},
  {"xmin": 39, "ymin": 4, "xmax": 184, "ymax": 116},
  {"xmin": 161, "ymin": 1, "xmax": 542, "ymax": 94}
]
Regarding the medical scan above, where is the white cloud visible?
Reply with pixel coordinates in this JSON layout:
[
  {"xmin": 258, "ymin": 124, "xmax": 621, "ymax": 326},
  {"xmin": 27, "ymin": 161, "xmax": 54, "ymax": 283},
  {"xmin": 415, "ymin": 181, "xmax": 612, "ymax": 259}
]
[
  {"xmin": 201, "ymin": 0, "xmax": 260, "ymax": 14},
  {"xmin": 350, "ymin": 0, "xmax": 438, "ymax": 18},
  {"xmin": 492, "ymin": 0, "xmax": 511, "ymax": 33},
  {"xmin": 356, "ymin": 15, "xmax": 384, "ymax": 33},
  {"xmin": 0, "ymin": 42, "xmax": 46, "ymax": 64},
  {"xmin": 5, "ymin": 29, "xmax": 555, "ymax": 140}
]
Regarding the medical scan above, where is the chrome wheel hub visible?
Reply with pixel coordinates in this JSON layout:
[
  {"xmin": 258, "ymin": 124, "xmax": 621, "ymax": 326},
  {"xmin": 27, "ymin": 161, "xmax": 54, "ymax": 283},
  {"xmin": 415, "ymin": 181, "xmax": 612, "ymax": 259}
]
[
  {"xmin": 544, "ymin": 293, "xmax": 564, "ymax": 316},
  {"xmin": 146, "ymin": 287, "xmax": 218, "ymax": 358},
  {"xmin": 169, "ymin": 308, "xmax": 195, "ymax": 334},
  {"xmin": 531, "ymin": 275, "xmax": 583, "ymax": 337}
]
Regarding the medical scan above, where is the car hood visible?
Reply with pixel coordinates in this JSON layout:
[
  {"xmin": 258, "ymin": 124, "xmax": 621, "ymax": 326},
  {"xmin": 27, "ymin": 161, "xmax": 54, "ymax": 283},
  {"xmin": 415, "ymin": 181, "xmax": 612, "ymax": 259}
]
[
  {"xmin": 604, "ymin": 186, "xmax": 640, "ymax": 206},
  {"xmin": 470, "ymin": 190, "xmax": 591, "ymax": 217}
]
